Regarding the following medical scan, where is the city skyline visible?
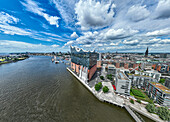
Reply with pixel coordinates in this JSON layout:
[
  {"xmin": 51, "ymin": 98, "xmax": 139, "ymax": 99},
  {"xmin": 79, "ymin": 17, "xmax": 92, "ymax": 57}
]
[{"xmin": 0, "ymin": 0, "xmax": 170, "ymax": 53}]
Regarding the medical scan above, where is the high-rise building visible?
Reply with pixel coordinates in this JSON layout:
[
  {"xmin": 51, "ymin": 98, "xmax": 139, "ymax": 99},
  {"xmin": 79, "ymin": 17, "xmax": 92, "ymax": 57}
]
[
  {"xmin": 145, "ymin": 47, "xmax": 149, "ymax": 57},
  {"xmin": 70, "ymin": 46, "xmax": 98, "ymax": 81}
]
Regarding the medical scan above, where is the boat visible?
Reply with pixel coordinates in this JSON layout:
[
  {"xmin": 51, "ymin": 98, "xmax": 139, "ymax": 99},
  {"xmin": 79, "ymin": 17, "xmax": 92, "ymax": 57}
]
[
  {"xmin": 54, "ymin": 56, "xmax": 59, "ymax": 64},
  {"xmin": 55, "ymin": 60, "xmax": 59, "ymax": 64}
]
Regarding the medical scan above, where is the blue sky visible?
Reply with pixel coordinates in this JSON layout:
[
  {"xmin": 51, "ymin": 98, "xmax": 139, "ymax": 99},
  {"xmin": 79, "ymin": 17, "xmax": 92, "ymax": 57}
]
[{"xmin": 0, "ymin": 0, "xmax": 170, "ymax": 53}]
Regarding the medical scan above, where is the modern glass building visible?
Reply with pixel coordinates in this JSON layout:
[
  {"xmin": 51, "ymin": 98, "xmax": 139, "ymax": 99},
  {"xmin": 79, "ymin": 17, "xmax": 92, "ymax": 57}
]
[{"xmin": 70, "ymin": 46, "xmax": 98, "ymax": 81}]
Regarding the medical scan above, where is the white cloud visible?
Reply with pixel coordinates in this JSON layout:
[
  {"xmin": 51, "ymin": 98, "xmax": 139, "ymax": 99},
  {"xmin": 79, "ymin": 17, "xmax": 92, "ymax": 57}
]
[
  {"xmin": 96, "ymin": 44, "xmax": 103, "ymax": 47},
  {"xmin": 82, "ymin": 44, "xmax": 92, "ymax": 48},
  {"xmin": 123, "ymin": 39, "xmax": 139, "ymax": 45},
  {"xmin": 110, "ymin": 42, "xmax": 119, "ymax": 46},
  {"xmin": 50, "ymin": 0, "xmax": 76, "ymax": 25},
  {"xmin": 127, "ymin": 5, "xmax": 150, "ymax": 22},
  {"xmin": 155, "ymin": 0, "xmax": 170, "ymax": 19},
  {"xmin": 104, "ymin": 28, "xmax": 139, "ymax": 40},
  {"xmin": 41, "ymin": 32, "xmax": 62, "ymax": 38},
  {"xmin": 146, "ymin": 28, "xmax": 170, "ymax": 36},
  {"xmin": 64, "ymin": 40, "xmax": 74, "ymax": 46},
  {"xmin": 0, "ymin": 40, "xmax": 64, "ymax": 52},
  {"xmin": 51, "ymin": 44, "xmax": 59, "ymax": 48},
  {"xmin": 0, "ymin": 40, "xmax": 46, "ymax": 49},
  {"xmin": 71, "ymin": 32, "xmax": 78, "ymax": 38},
  {"xmin": 0, "ymin": 12, "xmax": 19, "ymax": 24},
  {"xmin": 21, "ymin": 0, "xmax": 60, "ymax": 27},
  {"xmin": 159, "ymin": 39, "xmax": 170, "ymax": 44},
  {"xmin": 75, "ymin": 0, "xmax": 116, "ymax": 30},
  {"xmin": 0, "ymin": 24, "xmax": 31, "ymax": 35}
]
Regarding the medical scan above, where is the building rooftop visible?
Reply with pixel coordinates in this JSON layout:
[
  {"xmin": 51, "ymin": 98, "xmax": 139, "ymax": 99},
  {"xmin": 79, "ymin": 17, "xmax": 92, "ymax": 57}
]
[
  {"xmin": 151, "ymin": 82, "xmax": 170, "ymax": 94},
  {"xmin": 70, "ymin": 46, "xmax": 95, "ymax": 53},
  {"xmin": 117, "ymin": 71, "xmax": 129, "ymax": 80}
]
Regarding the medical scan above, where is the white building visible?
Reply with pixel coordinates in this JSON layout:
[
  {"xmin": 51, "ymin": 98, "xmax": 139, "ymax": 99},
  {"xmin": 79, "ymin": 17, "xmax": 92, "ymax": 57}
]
[
  {"xmin": 135, "ymin": 70, "xmax": 161, "ymax": 81},
  {"xmin": 115, "ymin": 70, "xmax": 131, "ymax": 95}
]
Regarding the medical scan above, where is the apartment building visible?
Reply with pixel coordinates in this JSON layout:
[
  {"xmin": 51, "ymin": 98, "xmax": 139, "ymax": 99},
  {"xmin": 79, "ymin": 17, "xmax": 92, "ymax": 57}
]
[{"xmin": 115, "ymin": 70, "xmax": 131, "ymax": 95}]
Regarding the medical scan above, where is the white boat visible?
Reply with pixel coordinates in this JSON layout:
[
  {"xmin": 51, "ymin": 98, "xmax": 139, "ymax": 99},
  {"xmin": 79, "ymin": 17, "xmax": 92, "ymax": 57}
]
[
  {"xmin": 55, "ymin": 60, "xmax": 59, "ymax": 64},
  {"xmin": 54, "ymin": 56, "xmax": 59, "ymax": 64}
]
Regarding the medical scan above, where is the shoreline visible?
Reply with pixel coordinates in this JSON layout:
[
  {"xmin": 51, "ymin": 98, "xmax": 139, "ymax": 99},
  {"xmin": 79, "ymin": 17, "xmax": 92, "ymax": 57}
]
[
  {"xmin": 67, "ymin": 67, "xmax": 165, "ymax": 122},
  {"xmin": 0, "ymin": 57, "xmax": 28, "ymax": 65}
]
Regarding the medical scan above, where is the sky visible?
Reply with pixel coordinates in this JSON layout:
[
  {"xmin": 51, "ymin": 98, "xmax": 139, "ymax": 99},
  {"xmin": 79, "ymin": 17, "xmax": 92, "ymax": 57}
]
[{"xmin": 0, "ymin": 0, "xmax": 170, "ymax": 53}]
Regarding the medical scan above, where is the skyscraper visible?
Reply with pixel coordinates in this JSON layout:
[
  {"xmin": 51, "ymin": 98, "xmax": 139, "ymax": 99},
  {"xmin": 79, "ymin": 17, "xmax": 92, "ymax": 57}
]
[{"xmin": 145, "ymin": 47, "xmax": 149, "ymax": 57}]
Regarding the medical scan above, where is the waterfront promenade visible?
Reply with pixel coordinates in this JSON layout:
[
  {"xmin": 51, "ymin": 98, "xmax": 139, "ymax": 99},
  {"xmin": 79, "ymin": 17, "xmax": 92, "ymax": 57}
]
[
  {"xmin": 67, "ymin": 67, "xmax": 166, "ymax": 122},
  {"xmin": 67, "ymin": 67, "xmax": 124, "ymax": 107}
]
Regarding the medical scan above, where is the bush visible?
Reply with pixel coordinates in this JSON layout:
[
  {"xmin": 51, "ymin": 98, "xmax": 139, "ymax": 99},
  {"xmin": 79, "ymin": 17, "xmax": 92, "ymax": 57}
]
[
  {"xmin": 159, "ymin": 78, "xmax": 165, "ymax": 84},
  {"xmin": 131, "ymin": 89, "xmax": 145, "ymax": 98},
  {"xmin": 145, "ymin": 104, "xmax": 157, "ymax": 113},
  {"xmin": 98, "ymin": 82, "xmax": 102, "ymax": 88},
  {"xmin": 157, "ymin": 107, "xmax": 170, "ymax": 121},
  {"xmin": 103, "ymin": 86, "xmax": 109, "ymax": 93},
  {"xmin": 148, "ymin": 99, "xmax": 154, "ymax": 104},
  {"xmin": 106, "ymin": 74, "xmax": 113, "ymax": 80},
  {"xmin": 95, "ymin": 82, "xmax": 102, "ymax": 91},
  {"xmin": 100, "ymin": 76, "xmax": 104, "ymax": 80},
  {"xmin": 136, "ymin": 99, "xmax": 141, "ymax": 104},
  {"xmin": 130, "ymin": 99, "xmax": 134, "ymax": 104}
]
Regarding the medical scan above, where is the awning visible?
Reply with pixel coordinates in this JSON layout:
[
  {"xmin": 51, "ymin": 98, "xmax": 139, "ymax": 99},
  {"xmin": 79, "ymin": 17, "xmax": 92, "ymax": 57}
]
[{"xmin": 112, "ymin": 85, "xmax": 116, "ymax": 90}]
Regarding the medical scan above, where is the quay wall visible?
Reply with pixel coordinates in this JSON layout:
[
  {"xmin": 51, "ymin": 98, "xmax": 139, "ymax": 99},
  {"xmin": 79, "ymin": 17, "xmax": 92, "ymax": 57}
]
[{"xmin": 67, "ymin": 67, "xmax": 158, "ymax": 122}]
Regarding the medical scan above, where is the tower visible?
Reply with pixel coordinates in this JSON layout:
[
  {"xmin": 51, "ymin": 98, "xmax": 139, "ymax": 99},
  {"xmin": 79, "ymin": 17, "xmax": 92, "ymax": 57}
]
[{"xmin": 145, "ymin": 47, "xmax": 148, "ymax": 57}]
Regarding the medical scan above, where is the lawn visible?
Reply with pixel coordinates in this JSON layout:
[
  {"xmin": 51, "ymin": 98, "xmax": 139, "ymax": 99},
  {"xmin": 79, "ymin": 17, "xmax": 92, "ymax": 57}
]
[{"xmin": 130, "ymin": 88, "xmax": 153, "ymax": 103}]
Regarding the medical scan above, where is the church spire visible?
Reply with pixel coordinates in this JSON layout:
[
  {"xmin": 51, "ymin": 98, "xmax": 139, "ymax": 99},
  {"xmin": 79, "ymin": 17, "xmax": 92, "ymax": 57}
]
[{"xmin": 145, "ymin": 47, "xmax": 148, "ymax": 57}]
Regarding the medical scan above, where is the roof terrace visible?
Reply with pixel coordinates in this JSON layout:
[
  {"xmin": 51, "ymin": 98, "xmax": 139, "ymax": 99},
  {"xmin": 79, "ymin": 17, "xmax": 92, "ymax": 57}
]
[
  {"xmin": 117, "ymin": 71, "xmax": 129, "ymax": 80},
  {"xmin": 151, "ymin": 82, "xmax": 170, "ymax": 94}
]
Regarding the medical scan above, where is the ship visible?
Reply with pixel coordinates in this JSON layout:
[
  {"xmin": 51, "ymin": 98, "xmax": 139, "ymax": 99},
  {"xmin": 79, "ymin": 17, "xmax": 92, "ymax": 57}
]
[{"xmin": 54, "ymin": 56, "xmax": 59, "ymax": 64}]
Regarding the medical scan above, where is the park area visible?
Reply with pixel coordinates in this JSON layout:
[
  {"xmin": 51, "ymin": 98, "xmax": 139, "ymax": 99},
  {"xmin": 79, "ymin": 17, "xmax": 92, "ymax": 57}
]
[{"xmin": 130, "ymin": 88, "xmax": 153, "ymax": 103}]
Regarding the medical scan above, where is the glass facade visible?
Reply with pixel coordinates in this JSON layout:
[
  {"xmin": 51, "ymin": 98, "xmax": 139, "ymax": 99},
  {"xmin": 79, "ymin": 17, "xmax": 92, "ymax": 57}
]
[{"xmin": 71, "ymin": 46, "xmax": 98, "ymax": 69}]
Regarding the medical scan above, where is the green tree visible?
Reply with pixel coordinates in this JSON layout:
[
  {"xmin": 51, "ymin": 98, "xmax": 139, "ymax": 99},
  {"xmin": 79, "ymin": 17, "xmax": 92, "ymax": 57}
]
[
  {"xmin": 130, "ymin": 99, "xmax": 134, "ymax": 104},
  {"xmin": 159, "ymin": 79, "xmax": 165, "ymax": 84},
  {"xmin": 95, "ymin": 82, "xmax": 102, "ymax": 91},
  {"xmin": 100, "ymin": 76, "xmax": 104, "ymax": 80},
  {"xmin": 145, "ymin": 104, "xmax": 157, "ymax": 113},
  {"xmin": 136, "ymin": 99, "xmax": 141, "ymax": 104},
  {"xmin": 106, "ymin": 74, "xmax": 113, "ymax": 80},
  {"xmin": 103, "ymin": 86, "xmax": 109, "ymax": 93},
  {"xmin": 157, "ymin": 107, "xmax": 170, "ymax": 121}
]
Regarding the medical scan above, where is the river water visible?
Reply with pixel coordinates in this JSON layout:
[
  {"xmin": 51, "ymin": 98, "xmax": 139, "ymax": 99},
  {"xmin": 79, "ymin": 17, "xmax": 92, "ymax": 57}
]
[{"xmin": 0, "ymin": 56, "xmax": 136, "ymax": 122}]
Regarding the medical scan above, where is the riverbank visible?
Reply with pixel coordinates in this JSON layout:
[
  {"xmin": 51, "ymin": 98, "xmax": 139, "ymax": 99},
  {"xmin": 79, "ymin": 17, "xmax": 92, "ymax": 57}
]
[
  {"xmin": 0, "ymin": 57, "xmax": 28, "ymax": 65},
  {"xmin": 67, "ymin": 67, "xmax": 166, "ymax": 122},
  {"xmin": 0, "ymin": 56, "xmax": 135, "ymax": 122}
]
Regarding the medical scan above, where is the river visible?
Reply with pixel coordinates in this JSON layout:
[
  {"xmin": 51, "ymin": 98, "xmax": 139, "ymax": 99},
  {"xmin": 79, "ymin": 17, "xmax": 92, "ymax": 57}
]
[{"xmin": 0, "ymin": 56, "xmax": 137, "ymax": 122}]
